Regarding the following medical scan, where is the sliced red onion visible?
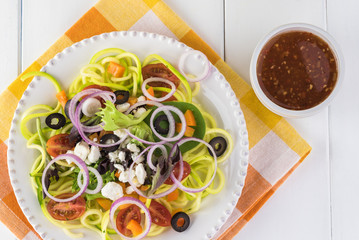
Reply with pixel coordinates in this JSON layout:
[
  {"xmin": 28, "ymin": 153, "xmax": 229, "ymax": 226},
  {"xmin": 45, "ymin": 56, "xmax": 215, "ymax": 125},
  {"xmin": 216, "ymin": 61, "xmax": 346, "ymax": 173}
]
[
  {"xmin": 147, "ymin": 144, "xmax": 168, "ymax": 171},
  {"xmin": 170, "ymin": 137, "xmax": 217, "ymax": 193},
  {"xmin": 141, "ymin": 77, "xmax": 176, "ymax": 102},
  {"xmin": 77, "ymin": 167, "xmax": 103, "ymax": 194},
  {"xmin": 74, "ymin": 92, "xmax": 128, "ymax": 148},
  {"xmin": 68, "ymin": 89, "xmax": 114, "ymax": 133},
  {"xmin": 125, "ymin": 100, "xmax": 175, "ymax": 139},
  {"xmin": 178, "ymin": 50, "xmax": 211, "ymax": 82},
  {"xmin": 41, "ymin": 154, "xmax": 89, "ymax": 202},
  {"xmin": 124, "ymin": 100, "xmax": 163, "ymax": 115},
  {"xmin": 128, "ymin": 145, "xmax": 181, "ymax": 199},
  {"xmin": 110, "ymin": 197, "xmax": 151, "ymax": 240},
  {"xmin": 150, "ymin": 105, "xmax": 186, "ymax": 142}
]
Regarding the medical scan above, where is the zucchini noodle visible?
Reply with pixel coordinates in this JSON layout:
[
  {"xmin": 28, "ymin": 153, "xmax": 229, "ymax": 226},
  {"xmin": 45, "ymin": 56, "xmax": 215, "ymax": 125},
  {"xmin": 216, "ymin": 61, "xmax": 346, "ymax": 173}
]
[{"xmin": 21, "ymin": 48, "xmax": 235, "ymax": 240}]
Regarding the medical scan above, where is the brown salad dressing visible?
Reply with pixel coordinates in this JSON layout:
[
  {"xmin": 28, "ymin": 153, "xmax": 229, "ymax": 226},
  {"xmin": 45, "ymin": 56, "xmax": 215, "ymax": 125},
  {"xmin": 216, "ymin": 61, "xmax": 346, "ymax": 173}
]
[{"xmin": 257, "ymin": 31, "xmax": 338, "ymax": 110}]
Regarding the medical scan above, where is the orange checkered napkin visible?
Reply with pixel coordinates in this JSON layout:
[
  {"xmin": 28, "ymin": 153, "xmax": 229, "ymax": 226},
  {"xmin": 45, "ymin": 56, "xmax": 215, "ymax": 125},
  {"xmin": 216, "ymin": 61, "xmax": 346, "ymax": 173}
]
[{"xmin": 0, "ymin": 0, "xmax": 311, "ymax": 239}]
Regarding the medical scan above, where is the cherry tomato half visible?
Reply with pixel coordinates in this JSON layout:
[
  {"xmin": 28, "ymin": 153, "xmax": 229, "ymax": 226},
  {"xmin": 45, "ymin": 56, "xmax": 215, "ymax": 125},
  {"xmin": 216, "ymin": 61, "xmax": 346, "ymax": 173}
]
[
  {"xmin": 116, "ymin": 204, "xmax": 141, "ymax": 237},
  {"xmin": 142, "ymin": 63, "xmax": 180, "ymax": 88},
  {"xmin": 46, "ymin": 193, "xmax": 86, "ymax": 221},
  {"xmin": 46, "ymin": 133, "xmax": 77, "ymax": 158},
  {"xmin": 149, "ymin": 200, "xmax": 172, "ymax": 227},
  {"xmin": 164, "ymin": 161, "xmax": 191, "ymax": 185}
]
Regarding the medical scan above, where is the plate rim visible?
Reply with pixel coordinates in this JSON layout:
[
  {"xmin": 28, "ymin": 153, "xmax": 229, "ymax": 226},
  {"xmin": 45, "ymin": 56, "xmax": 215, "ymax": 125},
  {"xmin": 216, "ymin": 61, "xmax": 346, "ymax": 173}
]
[{"xmin": 7, "ymin": 30, "xmax": 249, "ymax": 240}]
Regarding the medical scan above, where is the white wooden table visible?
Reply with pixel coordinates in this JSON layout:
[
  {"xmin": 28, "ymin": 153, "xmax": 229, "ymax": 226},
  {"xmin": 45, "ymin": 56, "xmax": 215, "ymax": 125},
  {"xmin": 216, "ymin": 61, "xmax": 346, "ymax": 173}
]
[{"xmin": 0, "ymin": 0, "xmax": 357, "ymax": 239}]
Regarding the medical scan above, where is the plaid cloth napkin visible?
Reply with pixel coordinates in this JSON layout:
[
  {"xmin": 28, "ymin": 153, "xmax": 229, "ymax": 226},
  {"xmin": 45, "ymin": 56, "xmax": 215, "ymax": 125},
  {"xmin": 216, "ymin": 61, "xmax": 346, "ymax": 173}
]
[{"xmin": 0, "ymin": 0, "xmax": 311, "ymax": 239}]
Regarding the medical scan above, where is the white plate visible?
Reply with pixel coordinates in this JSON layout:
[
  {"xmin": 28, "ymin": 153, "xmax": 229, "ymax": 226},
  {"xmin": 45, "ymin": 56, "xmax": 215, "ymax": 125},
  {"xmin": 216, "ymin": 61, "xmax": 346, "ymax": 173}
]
[{"xmin": 7, "ymin": 31, "xmax": 249, "ymax": 240}]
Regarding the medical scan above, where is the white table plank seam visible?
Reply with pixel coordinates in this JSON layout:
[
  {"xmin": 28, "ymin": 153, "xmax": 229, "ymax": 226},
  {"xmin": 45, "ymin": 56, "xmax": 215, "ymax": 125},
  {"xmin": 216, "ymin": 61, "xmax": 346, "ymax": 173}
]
[{"xmin": 18, "ymin": 0, "xmax": 23, "ymax": 74}]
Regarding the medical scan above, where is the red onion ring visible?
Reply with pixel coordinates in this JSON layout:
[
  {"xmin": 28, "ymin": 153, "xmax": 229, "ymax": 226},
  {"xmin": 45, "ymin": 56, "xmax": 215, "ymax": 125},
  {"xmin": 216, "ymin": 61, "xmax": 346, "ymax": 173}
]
[
  {"xmin": 150, "ymin": 105, "xmax": 186, "ymax": 142},
  {"xmin": 170, "ymin": 137, "xmax": 217, "ymax": 193},
  {"xmin": 128, "ymin": 146, "xmax": 182, "ymax": 199},
  {"xmin": 124, "ymin": 100, "xmax": 163, "ymax": 115},
  {"xmin": 41, "ymin": 154, "xmax": 89, "ymax": 202},
  {"xmin": 178, "ymin": 50, "xmax": 211, "ymax": 82},
  {"xmin": 141, "ymin": 77, "xmax": 176, "ymax": 102},
  {"xmin": 74, "ymin": 92, "xmax": 128, "ymax": 148},
  {"xmin": 68, "ymin": 89, "xmax": 108, "ymax": 133},
  {"xmin": 146, "ymin": 144, "xmax": 168, "ymax": 171},
  {"xmin": 125, "ymin": 100, "xmax": 175, "ymax": 139},
  {"xmin": 77, "ymin": 167, "xmax": 103, "ymax": 194},
  {"xmin": 110, "ymin": 197, "xmax": 151, "ymax": 240}
]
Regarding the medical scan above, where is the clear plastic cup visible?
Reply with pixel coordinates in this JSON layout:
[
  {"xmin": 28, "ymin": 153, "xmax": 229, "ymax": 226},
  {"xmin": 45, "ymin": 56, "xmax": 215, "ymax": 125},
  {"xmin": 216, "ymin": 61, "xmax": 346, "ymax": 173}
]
[{"xmin": 250, "ymin": 23, "xmax": 344, "ymax": 118}]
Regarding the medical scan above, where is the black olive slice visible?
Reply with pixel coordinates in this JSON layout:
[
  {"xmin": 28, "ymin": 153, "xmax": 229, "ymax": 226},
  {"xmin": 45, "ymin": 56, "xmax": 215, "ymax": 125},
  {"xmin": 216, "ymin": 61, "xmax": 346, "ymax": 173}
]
[
  {"xmin": 171, "ymin": 212, "xmax": 190, "ymax": 232},
  {"xmin": 64, "ymin": 98, "xmax": 83, "ymax": 119},
  {"xmin": 45, "ymin": 113, "xmax": 66, "ymax": 129},
  {"xmin": 154, "ymin": 115, "xmax": 169, "ymax": 135},
  {"xmin": 208, "ymin": 136, "xmax": 227, "ymax": 157},
  {"xmin": 100, "ymin": 134, "xmax": 120, "ymax": 152},
  {"xmin": 114, "ymin": 90, "xmax": 130, "ymax": 104}
]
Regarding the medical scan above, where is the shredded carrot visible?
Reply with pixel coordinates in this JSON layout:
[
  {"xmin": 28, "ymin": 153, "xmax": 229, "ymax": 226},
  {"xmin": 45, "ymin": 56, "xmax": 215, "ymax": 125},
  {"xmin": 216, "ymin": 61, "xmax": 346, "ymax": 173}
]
[
  {"xmin": 147, "ymin": 87, "xmax": 155, "ymax": 97},
  {"xmin": 118, "ymin": 203, "xmax": 132, "ymax": 210},
  {"xmin": 140, "ymin": 185, "xmax": 150, "ymax": 191},
  {"xmin": 167, "ymin": 189, "xmax": 179, "ymax": 202},
  {"xmin": 56, "ymin": 90, "xmax": 68, "ymax": 108},
  {"xmin": 126, "ymin": 219, "xmax": 143, "ymax": 237},
  {"xmin": 115, "ymin": 170, "xmax": 121, "ymax": 178},
  {"xmin": 175, "ymin": 123, "xmax": 195, "ymax": 137},
  {"xmin": 96, "ymin": 198, "xmax": 112, "ymax": 211},
  {"xmin": 184, "ymin": 110, "xmax": 196, "ymax": 126},
  {"xmin": 107, "ymin": 61, "xmax": 125, "ymax": 78},
  {"xmin": 128, "ymin": 96, "xmax": 138, "ymax": 105},
  {"xmin": 139, "ymin": 195, "xmax": 147, "ymax": 203}
]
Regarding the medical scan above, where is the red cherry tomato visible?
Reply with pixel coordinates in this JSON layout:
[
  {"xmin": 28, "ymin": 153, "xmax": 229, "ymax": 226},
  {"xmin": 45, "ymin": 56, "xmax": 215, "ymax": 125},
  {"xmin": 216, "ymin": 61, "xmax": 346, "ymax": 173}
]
[
  {"xmin": 164, "ymin": 161, "xmax": 191, "ymax": 185},
  {"xmin": 46, "ymin": 193, "xmax": 86, "ymax": 221},
  {"xmin": 142, "ymin": 63, "xmax": 180, "ymax": 88},
  {"xmin": 149, "ymin": 200, "xmax": 172, "ymax": 227},
  {"xmin": 116, "ymin": 204, "xmax": 141, "ymax": 237},
  {"xmin": 46, "ymin": 133, "xmax": 77, "ymax": 158}
]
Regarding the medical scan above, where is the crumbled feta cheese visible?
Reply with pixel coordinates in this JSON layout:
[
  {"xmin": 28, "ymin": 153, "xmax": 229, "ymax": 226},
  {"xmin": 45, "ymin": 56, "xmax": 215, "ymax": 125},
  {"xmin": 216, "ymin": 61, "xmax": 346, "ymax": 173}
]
[
  {"xmin": 74, "ymin": 141, "xmax": 90, "ymax": 161},
  {"xmin": 65, "ymin": 150, "xmax": 75, "ymax": 164},
  {"xmin": 87, "ymin": 146, "xmax": 101, "ymax": 164},
  {"xmin": 137, "ymin": 95, "xmax": 146, "ymax": 102},
  {"xmin": 116, "ymin": 102, "xmax": 130, "ymax": 112},
  {"xmin": 127, "ymin": 143, "xmax": 140, "ymax": 153},
  {"xmin": 131, "ymin": 152, "xmax": 144, "ymax": 163},
  {"xmin": 133, "ymin": 107, "xmax": 147, "ymax": 118},
  {"xmin": 126, "ymin": 186, "xmax": 134, "ymax": 194},
  {"xmin": 118, "ymin": 169, "xmax": 136, "ymax": 184},
  {"xmin": 108, "ymin": 150, "xmax": 119, "ymax": 163},
  {"xmin": 114, "ymin": 164, "xmax": 124, "ymax": 172},
  {"xmin": 118, "ymin": 151, "xmax": 126, "ymax": 162},
  {"xmin": 131, "ymin": 176, "xmax": 142, "ymax": 187},
  {"xmin": 101, "ymin": 182, "xmax": 123, "ymax": 201},
  {"xmin": 118, "ymin": 170, "xmax": 130, "ymax": 183},
  {"xmin": 135, "ymin": 163, "xmax": 147, "ymax": 185},
  {"xmin": 122, "ymin": 138, "xmax": 131, "ymax": 147},
  {"xmin": 114, "ymin": 129, "xmax": 127, "ymax": 140}
]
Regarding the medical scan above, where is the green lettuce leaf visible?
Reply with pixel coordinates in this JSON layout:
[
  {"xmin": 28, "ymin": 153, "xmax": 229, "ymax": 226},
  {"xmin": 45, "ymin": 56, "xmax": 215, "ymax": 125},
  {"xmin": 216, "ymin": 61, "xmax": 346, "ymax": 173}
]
[{"xmin": 97, "ymin": 101, "xmax": 151, "ymax": 131}]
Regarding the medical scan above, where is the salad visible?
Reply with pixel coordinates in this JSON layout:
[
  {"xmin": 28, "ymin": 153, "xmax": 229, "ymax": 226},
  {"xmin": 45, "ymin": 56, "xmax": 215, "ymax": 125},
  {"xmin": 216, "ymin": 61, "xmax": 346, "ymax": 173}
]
[{"xmin": 20, "ymin": 47, "xmax": 233, "ymax": 239}]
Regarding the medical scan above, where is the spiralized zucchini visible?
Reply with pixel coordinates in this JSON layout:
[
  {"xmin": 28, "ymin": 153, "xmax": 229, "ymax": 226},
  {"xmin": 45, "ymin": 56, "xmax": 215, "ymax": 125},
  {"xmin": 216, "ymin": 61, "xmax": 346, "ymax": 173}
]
[{"xmin": 21, "ymin": 48, "xmax": 234, "ymax": 239}]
